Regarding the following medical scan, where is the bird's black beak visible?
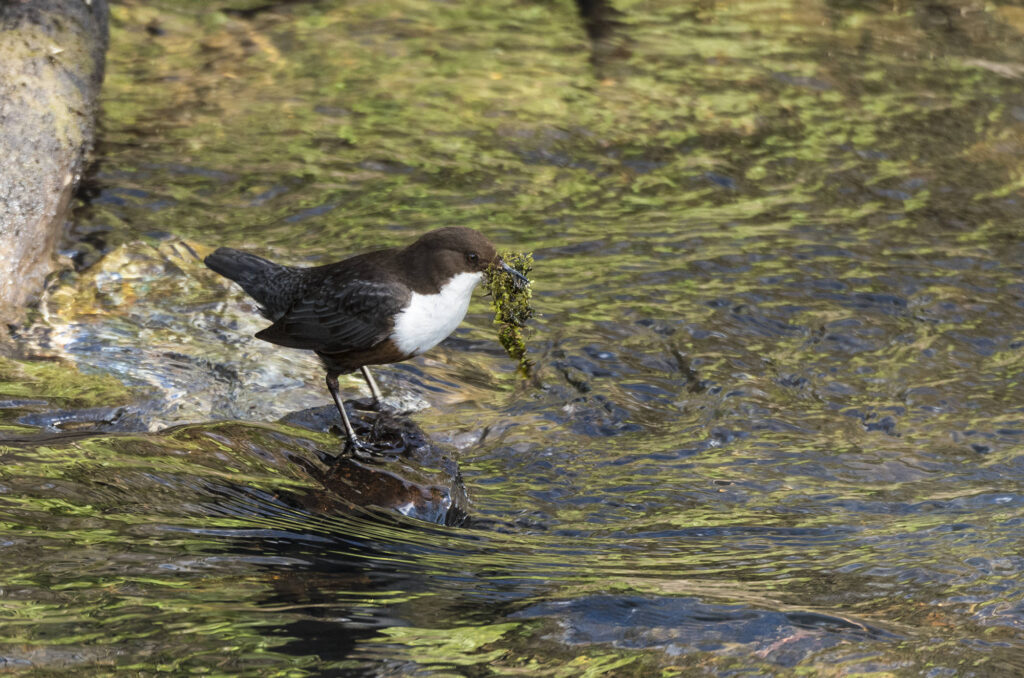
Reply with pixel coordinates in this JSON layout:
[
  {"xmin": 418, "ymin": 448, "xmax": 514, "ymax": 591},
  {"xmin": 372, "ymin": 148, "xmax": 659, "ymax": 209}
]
[{"xmin": 499, "ymin": 259, "xmax": 530, "ymax": 289}]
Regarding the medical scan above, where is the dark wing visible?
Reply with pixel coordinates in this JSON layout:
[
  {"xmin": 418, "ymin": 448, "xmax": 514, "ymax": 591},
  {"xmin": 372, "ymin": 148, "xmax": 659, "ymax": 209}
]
[{"xmin": 255, "ymin": 274, "xmax": 409, "ymax": 354}]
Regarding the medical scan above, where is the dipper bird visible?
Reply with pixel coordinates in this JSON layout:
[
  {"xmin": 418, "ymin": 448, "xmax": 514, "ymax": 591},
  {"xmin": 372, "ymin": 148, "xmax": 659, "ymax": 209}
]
[{"xmin": 205, "ymin": 226, "xmax": 527, "ymax": 448}]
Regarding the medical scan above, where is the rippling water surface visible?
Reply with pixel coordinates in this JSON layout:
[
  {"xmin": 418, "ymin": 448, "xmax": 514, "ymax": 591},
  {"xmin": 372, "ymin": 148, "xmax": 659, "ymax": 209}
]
[{"xmin": 4, "ymin": 0, "xmax": 1024, "ymax": 674}]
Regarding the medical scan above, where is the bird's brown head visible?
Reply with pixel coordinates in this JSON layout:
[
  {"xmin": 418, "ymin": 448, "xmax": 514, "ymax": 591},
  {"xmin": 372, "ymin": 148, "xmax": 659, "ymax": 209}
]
[{"xmin": 402, "ymin": 227, "xmax": 499, "ymax": 291}]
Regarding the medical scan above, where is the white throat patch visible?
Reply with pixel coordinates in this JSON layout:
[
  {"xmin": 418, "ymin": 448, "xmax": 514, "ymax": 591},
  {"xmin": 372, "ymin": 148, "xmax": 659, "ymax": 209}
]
[{"xmin": 391, "ymin": 271, "xmax": 484, "ymax": 356}]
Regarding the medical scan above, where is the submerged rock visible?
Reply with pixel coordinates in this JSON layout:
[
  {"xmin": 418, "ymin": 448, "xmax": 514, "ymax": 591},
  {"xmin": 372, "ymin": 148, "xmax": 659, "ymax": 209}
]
[{"xmin": 2, "ymin": 387, "xmax": 467, "ymax": 526}]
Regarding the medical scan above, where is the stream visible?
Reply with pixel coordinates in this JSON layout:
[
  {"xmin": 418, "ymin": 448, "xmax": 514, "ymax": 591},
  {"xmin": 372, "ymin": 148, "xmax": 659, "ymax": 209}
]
[{"xmin": 2, "ymin": 0, "xmax": 1024, "ymax": 674}]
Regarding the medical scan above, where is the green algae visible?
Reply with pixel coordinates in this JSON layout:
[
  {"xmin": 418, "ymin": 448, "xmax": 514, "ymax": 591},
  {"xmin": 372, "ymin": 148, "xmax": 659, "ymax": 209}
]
[
  {"xmin": 485, "ymin": 251, "xmax": 534, "ymax": 377},
  {"xmin": 0, "ymin": 357, "xmax": 134, "ymax": 410}
]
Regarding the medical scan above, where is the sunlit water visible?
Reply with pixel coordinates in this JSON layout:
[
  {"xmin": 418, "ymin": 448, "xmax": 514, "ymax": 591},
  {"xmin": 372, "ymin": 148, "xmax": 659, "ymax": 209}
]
[{"xmin": 3, "ymin": 0, "xmax": 1024, "ymax": 673}]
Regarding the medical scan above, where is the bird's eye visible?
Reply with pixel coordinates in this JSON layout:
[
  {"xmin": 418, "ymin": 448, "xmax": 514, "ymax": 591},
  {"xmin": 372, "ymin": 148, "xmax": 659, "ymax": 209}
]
[{"xmin": 466, "ymin": 252, "xmax": 479, "ymax": 264}]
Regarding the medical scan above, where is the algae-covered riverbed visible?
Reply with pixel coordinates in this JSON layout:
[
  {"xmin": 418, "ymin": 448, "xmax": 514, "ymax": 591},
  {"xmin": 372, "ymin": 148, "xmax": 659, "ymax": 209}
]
[{"xmin": 3, "ymin": 0, "xmax": 1024, "ymax": 673}]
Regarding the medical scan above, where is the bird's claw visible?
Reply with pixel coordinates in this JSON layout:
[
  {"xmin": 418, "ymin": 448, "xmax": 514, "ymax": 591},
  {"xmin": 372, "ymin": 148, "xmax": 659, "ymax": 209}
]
[{"xmin": 344, "ymin": 437, "xmax": 381, "ymax": 461}]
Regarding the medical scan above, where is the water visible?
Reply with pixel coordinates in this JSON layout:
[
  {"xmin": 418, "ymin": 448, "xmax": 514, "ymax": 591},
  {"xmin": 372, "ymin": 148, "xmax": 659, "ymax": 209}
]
[{"xmin": 3, "ymin": 0, "xmax": 1024, "ymax": 673}]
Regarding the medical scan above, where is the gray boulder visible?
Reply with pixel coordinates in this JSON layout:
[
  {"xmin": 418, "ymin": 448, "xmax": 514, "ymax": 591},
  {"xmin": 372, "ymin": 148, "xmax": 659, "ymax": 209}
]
[{"xmin": 0, "ymin": 0, "xmax": 109, "ymax": 335}]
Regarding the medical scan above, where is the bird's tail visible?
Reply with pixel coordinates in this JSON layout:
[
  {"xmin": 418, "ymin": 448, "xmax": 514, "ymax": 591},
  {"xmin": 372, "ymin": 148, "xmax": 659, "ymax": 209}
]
[{"xmin": 205, "ymin": 247, "xmax": 298, "ymax": 320}]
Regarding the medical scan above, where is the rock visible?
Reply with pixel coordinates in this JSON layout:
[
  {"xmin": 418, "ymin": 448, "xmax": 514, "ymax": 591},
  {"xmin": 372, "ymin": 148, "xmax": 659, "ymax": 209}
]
[
  {"xmin": 0, "ymin": 0, "xmax": 109, "ymax": 334},
  {"xmin": 282, "ymin": 403, "xmax": 469, "ymax": 526}
]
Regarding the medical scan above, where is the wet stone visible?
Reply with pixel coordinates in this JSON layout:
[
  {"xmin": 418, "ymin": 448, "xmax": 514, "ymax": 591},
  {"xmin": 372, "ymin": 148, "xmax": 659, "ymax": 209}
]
[{"xmin": 281, "ymin": 403, "xmax": 468, "ymax": 526}]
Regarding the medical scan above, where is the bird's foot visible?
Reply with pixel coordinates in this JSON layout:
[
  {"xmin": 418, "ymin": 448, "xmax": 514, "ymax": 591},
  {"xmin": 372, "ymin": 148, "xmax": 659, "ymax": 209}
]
[{"xmin": 342, "ymin": 436, "xmax": 383, "ymax": 462}]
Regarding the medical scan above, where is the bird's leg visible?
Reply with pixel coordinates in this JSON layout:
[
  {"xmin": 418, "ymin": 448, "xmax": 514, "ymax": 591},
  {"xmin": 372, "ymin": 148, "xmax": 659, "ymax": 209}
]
[
  {"xmin": 326, "ymin": 373, "xmax": 362, "ymax": 449},
  {"xmin": 360, "ymin": 366, "xmax": 383, "ymax": 408}
]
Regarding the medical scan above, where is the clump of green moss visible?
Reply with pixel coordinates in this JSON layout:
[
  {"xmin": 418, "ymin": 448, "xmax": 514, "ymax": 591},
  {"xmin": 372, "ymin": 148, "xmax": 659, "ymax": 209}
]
[{"xmin": 485, "ymin": 251, "xmax": 535, "ymax": 376}]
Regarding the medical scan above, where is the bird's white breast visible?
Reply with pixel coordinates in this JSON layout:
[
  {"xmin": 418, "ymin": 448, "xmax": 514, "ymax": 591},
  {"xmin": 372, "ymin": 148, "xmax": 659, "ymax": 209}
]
[{"xmin": 391, "ymin": 271, "xmax": 484, "ymax": 356}]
